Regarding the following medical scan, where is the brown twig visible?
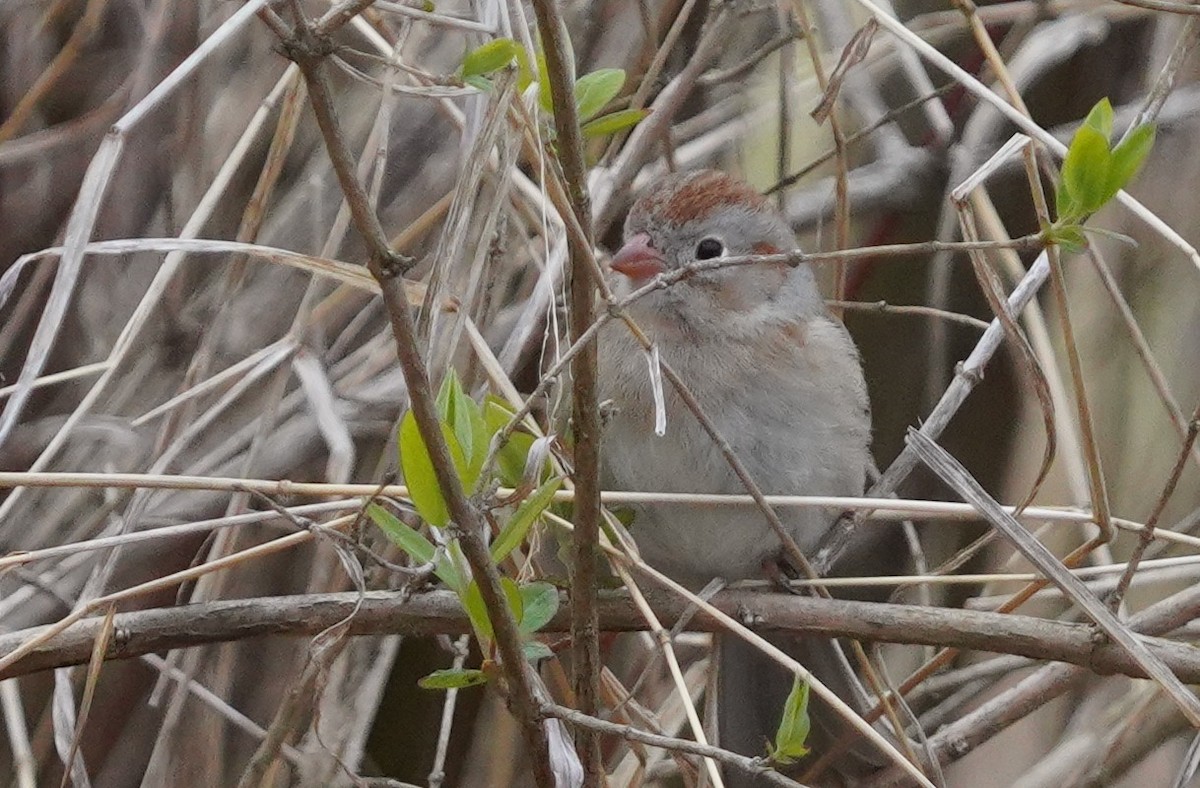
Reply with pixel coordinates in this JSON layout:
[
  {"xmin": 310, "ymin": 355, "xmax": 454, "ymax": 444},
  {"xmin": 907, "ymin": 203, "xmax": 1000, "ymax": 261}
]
[
  {"xmin": 528, "ymin": 0, "xmax": 604, "ymax": 780},
  {"xmin": 272, "ymin": 16, "xmax": 555, "ymax": 787},
  {"xmin": 541, "ymin": 702, "xmax": 804, "ymax": 788},
  {"xmin": 825, "ymin": 300, "xmax": 991, "ymax": 330},
  {"xmin": 646, "ymin": 233, "xmax": 1047, "ymax": 277},
  {"xmin": 8, "ymin": 590, "xmax": 1200, "ymax": 684}
]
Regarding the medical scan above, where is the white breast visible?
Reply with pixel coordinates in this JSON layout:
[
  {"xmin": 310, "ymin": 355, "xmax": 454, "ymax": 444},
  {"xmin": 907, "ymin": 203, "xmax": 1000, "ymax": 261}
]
[{"xmin": 598, "ymin": 313, "xmax": 871, "ymax": 587}]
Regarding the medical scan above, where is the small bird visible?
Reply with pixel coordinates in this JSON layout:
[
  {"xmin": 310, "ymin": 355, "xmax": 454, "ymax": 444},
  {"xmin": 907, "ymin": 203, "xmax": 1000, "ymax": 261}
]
[{"xmin": 597, "ymin": 169, "xmax": 887, "ymax": 781}]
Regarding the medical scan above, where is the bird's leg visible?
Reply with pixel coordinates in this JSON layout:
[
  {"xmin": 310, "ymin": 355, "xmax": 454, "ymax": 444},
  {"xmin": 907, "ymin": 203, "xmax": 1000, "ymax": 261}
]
[{"xmin": 763, "ymin": 556, "xmax": 803, "ymax": 595}]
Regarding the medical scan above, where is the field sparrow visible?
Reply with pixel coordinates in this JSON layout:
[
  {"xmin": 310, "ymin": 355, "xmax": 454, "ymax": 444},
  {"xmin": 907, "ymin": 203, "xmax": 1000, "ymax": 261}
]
[{"xmin": 598, "ymin": 170, "xmax": 891, "ymax": 779}]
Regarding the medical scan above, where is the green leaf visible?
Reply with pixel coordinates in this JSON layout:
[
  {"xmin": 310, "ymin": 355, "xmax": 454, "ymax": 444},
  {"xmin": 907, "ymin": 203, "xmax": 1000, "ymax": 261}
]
[
  {"xmin": 573, "ymin": 68, "xmax": 625, "ymax": 122},
  {"xmin": 518, "ymin": 581, "xmax": 560, "ymax": 635},
  {"xmin": 466, "ymin": 416, "xmax": 490, "ymax": 491},
  {"xmin": 491, "ymin": 477, "xmax": 564, "ymax": 563},
  {"xmin": 1082, "ymin": 97, "xmax": 1114, "ymax": 140},
  {"xmin": 536, "ymin": 50, "xmax": 554, "ymax": 114},
  {"xmin": 434, "ymin": 373, "xmax": 456, "ymax": 424},
  {"xmin": 582, "ymin": 108, "xmax": 650, "ymax": 139},
  {"xmin": 1103, "ymin": 123, "xmax": 1156, "ymax": 204},
  {"xmin": 461, "ymin": 38, "xmax": 522, "ymax": 79},
  {"xmin": 418, "ymin": 668, "xmax": 488, "ymax": 690},
  {"xmin": 484, "ymin": 398, "xmax": 537, "ymax": 488},
  {"xmin": 463, "ymin": 580, "xmax": 494, "ymax": 649},
  {"xmin": 436, "ymin": 373, "xmax": 489, "ymax": 491},
  {"xmin": 1054, "ymin": 178, "xmax": 1079, "ymax": 224},
  {"xmin": 501, "ymin": 576, "xmax": 525, "ymax": 624},
  {"xmin": 367, "ymin": 503, "xmax": 435, "ymax": 563},
  {"xmin": 770, "ymin": 676, "xmax": 811, "ymax": 764},
  {"xmin": 1061, "ymin": 124, "xmax": 1112, "ymax": 217},
  {"xmin": 522, "ymin": 641, "xmax": 554, "ymax": 662},
  {"xmin": 483, "ymin": 394, "xmax": 516, "ymax": 433},
  {"xmin": 462, "ymin": 576, "xmax": 525, "ymax": 652},
  {"xmin": 464, "ymin": 75, "xmax": 493, "ymax": 92},
  {"xmin": 501, "ymin": 433, "xmax": 535, "ymax": 487},
  {"xmin": 366, "ymin": 503, "xmax": 461, "ymax": 588},
  {"xmin": 443, "ymin": 541, "xmax": 469, "ymax": 594},
  {"xmin": 514, "ymin": 46, "xmax": 534, "ymax": 93},
  {"xmin": 398, "ymin": 410, "xmax": 466, "ymax": 527}
]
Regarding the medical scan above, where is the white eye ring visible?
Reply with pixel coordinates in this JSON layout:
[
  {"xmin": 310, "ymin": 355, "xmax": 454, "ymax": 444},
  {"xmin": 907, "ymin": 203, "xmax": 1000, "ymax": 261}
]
[{"xmin": 695, "ymin": 237, "xmax": 725, "ymax": 260}]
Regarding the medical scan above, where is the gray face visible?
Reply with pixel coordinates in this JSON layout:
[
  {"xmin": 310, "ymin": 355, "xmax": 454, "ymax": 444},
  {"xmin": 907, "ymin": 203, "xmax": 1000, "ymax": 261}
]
[
  {"xmin": 624, "ymin": 170, "xmax": 794, "ymax": 270},
  {"xmin": 626, "ymin": 204, "xmax": 793, "ymax": 273},
  {"xmin": 619, "ymin": 174, "xmax": 822, "ymax": 333}
]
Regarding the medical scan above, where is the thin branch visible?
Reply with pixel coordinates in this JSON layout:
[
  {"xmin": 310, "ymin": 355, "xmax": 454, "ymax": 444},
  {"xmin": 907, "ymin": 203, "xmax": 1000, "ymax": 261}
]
[
  {"xmin": 273, "ymin": 18, "xmax": 554, "ymax": 786},
  {"xmin": 1044, "ymin": 233, "xmax": 1115, "ymax": 541},
  {"xmin": 528, "ymin": 0, "xmax": 603, "ymax": 781},
  {"xmin": 826, "ymin": 300, "xmax": 991, "ymax": 330},
  {"xmin": 636, "ymin": 233, "xmax": 1047, "ymax": 277},
  {"xmin": 541, "ymin": 702, "xmax": 804, "ymax": 788},
  {"xmin": 7, "ymin": 590, "xmax": 1200, "ymax": 689},
  {"xmin": 477, "ymin": 230, "xmax": 1044, "ymax": 471}
]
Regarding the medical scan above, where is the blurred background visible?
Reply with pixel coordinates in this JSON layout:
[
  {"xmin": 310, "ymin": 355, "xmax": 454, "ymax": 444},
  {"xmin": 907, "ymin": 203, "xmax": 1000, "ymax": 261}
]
[{"xmin": 1, "ymin": 0, "xmax": 1199, "ymax": 786}]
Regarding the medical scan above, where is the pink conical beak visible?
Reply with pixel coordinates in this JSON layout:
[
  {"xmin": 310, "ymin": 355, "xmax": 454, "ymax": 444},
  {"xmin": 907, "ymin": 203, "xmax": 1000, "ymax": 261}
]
[{"xmin": 610, "ymin": 233, "xmax": 666, "ymax": 281}]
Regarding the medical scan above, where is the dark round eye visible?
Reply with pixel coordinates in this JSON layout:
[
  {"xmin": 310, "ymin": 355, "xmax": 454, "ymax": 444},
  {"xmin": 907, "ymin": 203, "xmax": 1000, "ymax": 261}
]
[{"xmin": 695, "ymin": 237, "xmax": 724, "ymax": 260}]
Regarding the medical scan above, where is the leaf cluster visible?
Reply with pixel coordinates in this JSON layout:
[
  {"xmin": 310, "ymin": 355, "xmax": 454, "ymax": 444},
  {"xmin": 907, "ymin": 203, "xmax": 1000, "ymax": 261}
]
[
  {"xmin": 1048, "ymin": 99, "xmax": 1156, "ymax": 252},
  {"xmin": 459, "ymin": 37, "xmax": 649, "ymax": 140},
  {"xmin": 367, "ymin": 373, "xmax": 563, "ymax": 690}
]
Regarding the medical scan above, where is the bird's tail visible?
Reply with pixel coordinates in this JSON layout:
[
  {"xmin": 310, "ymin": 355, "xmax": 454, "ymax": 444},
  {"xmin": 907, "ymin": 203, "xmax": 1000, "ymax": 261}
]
[{"xmin": 716, "ymin": 629, "xmax": 897, "ymax": 786}]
